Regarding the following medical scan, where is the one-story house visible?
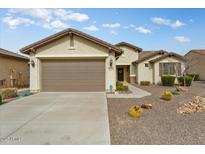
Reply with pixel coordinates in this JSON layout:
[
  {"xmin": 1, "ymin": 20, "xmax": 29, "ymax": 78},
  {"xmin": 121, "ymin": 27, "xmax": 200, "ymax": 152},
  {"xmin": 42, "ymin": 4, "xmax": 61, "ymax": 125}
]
[
  {"xmin": 20, "ymin": 28, "xmax": 185, "ymax": 92},
  {"xmin": 185, "ymin": 50, "xmax": 205, "ymax": 80},
  {"xmin": 0, "ymin": 48, "xmax": 29, "ymax": 88}
]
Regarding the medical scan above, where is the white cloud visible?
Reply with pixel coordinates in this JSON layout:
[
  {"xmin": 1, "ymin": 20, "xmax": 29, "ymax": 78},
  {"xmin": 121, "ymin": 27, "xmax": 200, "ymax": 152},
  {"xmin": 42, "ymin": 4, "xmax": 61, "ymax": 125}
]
[
  {"xmin": 135, "ymin": 26, "xmax": 152, "ymax": 34},
  {"xmin": 2, "ymin": 16, "xmax": 34, "ymax": 29},
  {"xmin": 170, "ymin": 20, "xmax": 186, "ymax": 29},
  {"xmin": 11, "ymin": 8, "xmax": 89, "ymax": 23},
  {"xmin": 53, "ymin": 9, "xmax": 89, "ymax": 22},
  {"xmin": 151, "ymin": 17, "xmax": 185, "ymax": 29},
  {"xmin": 175, "ymin": 36, "xmax": 191, "ymax": 43},
  {"xmin": 40, "ymin": 20, "xmax": 68, "ymax": 31},
  {"xmin": 11, "ymin": 8, "xmax": 53, "ymax": 22},
  {"xmin": 124, "ymin": 24, "xmax": 136, "ymax": 29},
  {"xmin": 110, "ymin": 30, "xmax": 117, "ymax": 35},
  {"xmin": 65, "ymin": 13, "xmax": 89, "ymax": 22},
  {"xmin": 50, "ymin": 20, "xmax": 67, "ymax": 29},
  {"xmin": 2, "ymin": 9, "xmax": 90, "ymax": 31},
  {"xmin": 83, "ymin": 25, "xmax": 99, "ymax": 31},
  {"xmin": 151, "ymin": 17, "xmax": 170, "ymax": 25},
  {"xmin": 102, "ymin": 23, "xmax": 120, "ymax": 28}
]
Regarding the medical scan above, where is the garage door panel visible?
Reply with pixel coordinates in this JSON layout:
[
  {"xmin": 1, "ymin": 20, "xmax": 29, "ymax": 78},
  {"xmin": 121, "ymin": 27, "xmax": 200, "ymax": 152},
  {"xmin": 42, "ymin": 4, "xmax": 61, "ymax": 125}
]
[{"xmin": 41, "ymin": 59, "xmax": 105, "ymax": 92}]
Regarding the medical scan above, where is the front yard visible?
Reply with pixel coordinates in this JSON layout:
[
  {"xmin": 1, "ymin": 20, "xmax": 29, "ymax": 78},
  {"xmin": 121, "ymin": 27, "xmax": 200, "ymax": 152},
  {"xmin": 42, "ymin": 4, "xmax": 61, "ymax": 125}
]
[{"xmin": 107, "ymin": 81, "xmax": 205, "ymax": 144}]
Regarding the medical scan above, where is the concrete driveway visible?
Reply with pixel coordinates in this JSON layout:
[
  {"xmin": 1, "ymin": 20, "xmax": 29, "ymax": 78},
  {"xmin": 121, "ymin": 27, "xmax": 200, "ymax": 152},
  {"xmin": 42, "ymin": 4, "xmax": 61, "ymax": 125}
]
[{"xmin": 0, "ymin": 92, "xmax": 110, "ymax": 145}]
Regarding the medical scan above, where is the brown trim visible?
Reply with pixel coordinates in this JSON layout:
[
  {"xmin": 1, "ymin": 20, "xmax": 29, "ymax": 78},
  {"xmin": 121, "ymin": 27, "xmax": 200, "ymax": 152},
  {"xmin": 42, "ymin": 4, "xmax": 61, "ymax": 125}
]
[
  {"xmin": 185, "ymin": 49, "xmax": 205, "ymax": 56},
  {"xmin": 115, "ymin": 42, "xmax": 143, "ymax": 52},
  {"xmin": 132, "ymin": 50, "xmax": 167, "ymax": 64},
  {"xmin": 149, "ymin": 52, "xmax": 186, "ymax": 63},
  {"xmin": 0, "ymin": 48, "xmax": 29, "ymax": 61},
  {"xmin": 20, "ymin": 28, "xmax": 123, "ymax": 55}
]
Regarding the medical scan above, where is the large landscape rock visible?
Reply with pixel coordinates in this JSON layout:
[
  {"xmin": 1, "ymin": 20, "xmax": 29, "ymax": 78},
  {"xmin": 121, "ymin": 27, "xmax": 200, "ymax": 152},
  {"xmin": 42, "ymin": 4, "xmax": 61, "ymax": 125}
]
[{"xmin": 177, "ymin": 96, "xmax": 205, "ymax": 114}]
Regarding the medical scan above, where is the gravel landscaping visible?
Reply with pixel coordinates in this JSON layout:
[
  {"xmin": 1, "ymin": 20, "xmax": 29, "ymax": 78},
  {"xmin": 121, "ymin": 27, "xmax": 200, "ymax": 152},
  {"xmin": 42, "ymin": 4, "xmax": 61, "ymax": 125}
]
[{"xmin": 107, "ymin": 81, "xmax": 205, "ymax": 144}]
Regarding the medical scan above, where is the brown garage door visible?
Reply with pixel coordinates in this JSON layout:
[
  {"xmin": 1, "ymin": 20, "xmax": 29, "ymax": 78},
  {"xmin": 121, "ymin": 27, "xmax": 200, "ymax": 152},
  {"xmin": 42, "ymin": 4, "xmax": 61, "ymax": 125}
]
[{"xmin": 41, "ymin": 59, "xmax": 105, "ymax": 92}]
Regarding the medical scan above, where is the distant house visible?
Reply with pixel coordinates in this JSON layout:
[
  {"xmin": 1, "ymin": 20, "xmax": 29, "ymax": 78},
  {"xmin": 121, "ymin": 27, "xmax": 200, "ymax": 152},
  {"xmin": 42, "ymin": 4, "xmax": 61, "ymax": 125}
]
[
  {"xmin": 20, "ymin": 28, "xmax": 185, "ymax": 92},
  {"xmin": 0, "ymin": 48, "xmax": 29, "ymax": 88},
  {"xmin": 132, "ymin": 50, "xmax": 185, "ymax": 84},
  {"xmin": 185, "ymin": 50, "xmax": 205, "ymax": 80}
]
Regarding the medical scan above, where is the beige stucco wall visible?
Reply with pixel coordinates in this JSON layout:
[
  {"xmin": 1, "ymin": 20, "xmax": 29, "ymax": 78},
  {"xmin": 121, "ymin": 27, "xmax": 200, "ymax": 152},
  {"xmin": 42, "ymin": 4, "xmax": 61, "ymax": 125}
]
[
  {"xmin": 29, "ymin": 34, "xmax": 116, "ymax": 92},
  {"xmin": 0, "ymin": 55, "xmax": 29, "ymax": 88},
  {"xmin": 154, "ymin": 57, "xmax": 185, "ymax": 84},
  {"xmin": 185, "ymin": 52, "xmax": 205, "ymax": 80},
  {"xmin": 137, "ymin": 55, "xmax": 162, "ymax": 84},
  {"xmin": 116, "ymin": 45, "xmax": 139, "ymax": 79}
]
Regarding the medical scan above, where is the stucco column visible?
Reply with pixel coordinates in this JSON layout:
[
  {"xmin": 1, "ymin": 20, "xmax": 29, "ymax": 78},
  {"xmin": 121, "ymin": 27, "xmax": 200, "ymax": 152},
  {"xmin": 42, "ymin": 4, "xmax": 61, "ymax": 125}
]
[
  {"xmin": 129, "ymin": 64, "xmax": 136, "ymax": 84},
  {"xmin": 30, "ymin": 54, "xmax": 41, "ymax": 92}
]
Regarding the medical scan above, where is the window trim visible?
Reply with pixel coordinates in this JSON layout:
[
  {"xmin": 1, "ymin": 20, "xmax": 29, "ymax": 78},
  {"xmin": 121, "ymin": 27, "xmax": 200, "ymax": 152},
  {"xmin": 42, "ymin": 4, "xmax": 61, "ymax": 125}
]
[{"xmin": 161, "ymin": 62, "xmax": 176, "ymax": 76}]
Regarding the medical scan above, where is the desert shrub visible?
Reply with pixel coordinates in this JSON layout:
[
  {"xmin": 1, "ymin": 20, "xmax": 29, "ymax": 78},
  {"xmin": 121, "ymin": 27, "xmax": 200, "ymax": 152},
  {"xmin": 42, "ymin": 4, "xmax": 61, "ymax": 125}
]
[
  {"xmin": 116, "ymin": 82, "xmax": 128, "ymax": 91},
  {"xmin": 161, "ymin": 75, "xmax": 176, "ymax": 86},
  {"xmin": 187, "ymin": 74, "xmax": 199, "ymax": 81},
  {"xmin": 116, "ymin": 81, "xmax": 123, "ymax": 87},
  {"xmin": 0, "ymin": 88, "xmax": 17, "ymax": 99},
  {"xmin": 161, "ymin": 91, "xmax": 173, "ymax": 101},
  {"xmin": 177, "ymin": 76, "xmax": 193, "ymax": 86},
  {"xmin": 128, "ymin": 106, "xmax": 143, "ymax": 118},
  {"xmin": 140, "ymin": 81, "xmax": 150, "ymax": 86}
]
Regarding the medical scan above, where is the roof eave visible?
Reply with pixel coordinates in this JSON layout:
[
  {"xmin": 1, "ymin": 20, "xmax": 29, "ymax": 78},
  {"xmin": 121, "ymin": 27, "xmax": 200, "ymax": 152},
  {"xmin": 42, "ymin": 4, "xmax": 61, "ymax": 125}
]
[{"xmin": 20, "ymin": 28, "xmax": 122, "ymax": 56}]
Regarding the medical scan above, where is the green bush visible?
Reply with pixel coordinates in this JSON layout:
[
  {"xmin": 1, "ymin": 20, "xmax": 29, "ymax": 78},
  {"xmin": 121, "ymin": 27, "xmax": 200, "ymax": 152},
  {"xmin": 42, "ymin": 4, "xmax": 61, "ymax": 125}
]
[
  {"xmin": 140, "ymin": 81, "xmax": 150, "ymax": 86},
  {"xmin": 177, "ymin": 76, "xmax": 193, "ymax": 86},
  {"xmin": 161, "ymin": 75, "xmax": 176, "ymax": 86},
  {"xmin": 187, "ymin": 74, "xmax": 199, "ymax": 81},
  {"xmin": 0, "ymin": 88, "xmax": 17, "ymax": 99},
  {"xmin": 116, "ymin": 82, "xmax": 128, "ymax": 91}
]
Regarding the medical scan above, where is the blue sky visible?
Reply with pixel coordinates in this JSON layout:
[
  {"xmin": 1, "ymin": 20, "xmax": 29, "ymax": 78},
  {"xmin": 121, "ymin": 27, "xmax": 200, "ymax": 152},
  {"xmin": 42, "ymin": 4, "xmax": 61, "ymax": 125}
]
[{"xmin": 0, "ymin": 8, "xmax": 205, "ymax": 55}]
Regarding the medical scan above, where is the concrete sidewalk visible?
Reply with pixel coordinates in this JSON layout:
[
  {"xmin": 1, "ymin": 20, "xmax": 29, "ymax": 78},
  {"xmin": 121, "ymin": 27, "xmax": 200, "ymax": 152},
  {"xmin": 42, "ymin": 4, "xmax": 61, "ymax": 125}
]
[
  {"xmin": 0, "ymin": 92, "xmax": 110, "ymax": 145},
  {"xmin": 107, "ymin": 84, "xmax": 151, "ymax": 98}
]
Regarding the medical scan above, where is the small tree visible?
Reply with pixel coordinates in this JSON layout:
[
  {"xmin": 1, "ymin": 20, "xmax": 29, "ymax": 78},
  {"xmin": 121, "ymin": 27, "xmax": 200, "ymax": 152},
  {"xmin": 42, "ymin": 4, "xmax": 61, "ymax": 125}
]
[{"xmin": 182, "ymin": 56, "xmax": 196, "ymax": 86}]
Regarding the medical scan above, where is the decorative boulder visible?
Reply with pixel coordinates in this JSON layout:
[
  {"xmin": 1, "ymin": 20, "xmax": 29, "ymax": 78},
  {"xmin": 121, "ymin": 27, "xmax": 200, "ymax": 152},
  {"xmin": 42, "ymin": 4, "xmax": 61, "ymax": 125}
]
[
  {"xmin": 141, "ymin": 103, "xmax": 152, "ymax": 109},
  {"xmin": 128, "ymin": 106, "xmax": 143, "ymax": 118}
]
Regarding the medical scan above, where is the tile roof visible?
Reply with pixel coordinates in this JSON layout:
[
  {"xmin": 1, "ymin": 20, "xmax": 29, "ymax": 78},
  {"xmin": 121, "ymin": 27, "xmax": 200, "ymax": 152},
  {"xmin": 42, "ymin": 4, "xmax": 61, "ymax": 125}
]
[
  {"xmin": 133, "ymin": 50, "xmax": 167, "ymax": 64},
  {"xmin": 115, "ymin": 42, "xmax": 143, "ymax": 52},
  {"xmin": 149, "ymin": 52, "xmax": 186, "ymax": 63},
  {"xmin": 0, "ymin": 48, "xmax": 29, "ymax": 60},
  {"xmin": 189, "ymin": 50, "xmax": 205, "ymax": 55},
  {"xmin": 20, "ymin": 28, "xmax": 123, "ymax": 55}
]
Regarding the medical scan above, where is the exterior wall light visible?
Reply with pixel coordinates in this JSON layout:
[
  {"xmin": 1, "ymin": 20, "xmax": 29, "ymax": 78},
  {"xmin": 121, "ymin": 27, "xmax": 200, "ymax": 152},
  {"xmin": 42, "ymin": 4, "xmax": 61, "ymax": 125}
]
[
  {"xmin": 29, "ymin": 60, "xmax": 35, "ymax": 67},
  {"xmin": 109, "ymin": 59, "xmax": 113, "ymax": 68}
]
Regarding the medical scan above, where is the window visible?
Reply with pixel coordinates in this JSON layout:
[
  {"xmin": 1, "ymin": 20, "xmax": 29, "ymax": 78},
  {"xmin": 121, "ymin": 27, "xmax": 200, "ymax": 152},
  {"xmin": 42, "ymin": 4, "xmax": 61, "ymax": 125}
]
[
  {"xmin": 145, "ymin": 63, "xmax": 149, "ymax": 67},
  {"xmin": 163, "ymin": 63, "xmax": 175, "ymax": 75}
]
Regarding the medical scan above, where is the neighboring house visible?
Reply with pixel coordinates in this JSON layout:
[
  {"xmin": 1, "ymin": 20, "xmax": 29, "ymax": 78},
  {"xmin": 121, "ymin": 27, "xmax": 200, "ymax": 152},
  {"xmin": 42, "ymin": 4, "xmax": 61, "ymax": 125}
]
[
  {"xmin": 133, "ymin": 51, "xmax": 185, "ymax": 84},
  {"xmin": 185, "ymin": 50, "xmax": 205, "ymax": 80},
  {"xmin": 20, "ymin": 28, "xmax": 185, "ymax": 92},
  {"xmin": 0, "ymin": 48, "xmax": 29, "ymax": 88}
]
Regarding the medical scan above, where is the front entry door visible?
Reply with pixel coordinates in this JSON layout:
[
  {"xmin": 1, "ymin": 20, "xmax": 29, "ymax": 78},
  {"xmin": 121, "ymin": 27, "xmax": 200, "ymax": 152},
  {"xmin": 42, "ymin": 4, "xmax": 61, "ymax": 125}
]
[{"xmin": 118, "ymin": 68, "xmax": 124, "ymax": 81}]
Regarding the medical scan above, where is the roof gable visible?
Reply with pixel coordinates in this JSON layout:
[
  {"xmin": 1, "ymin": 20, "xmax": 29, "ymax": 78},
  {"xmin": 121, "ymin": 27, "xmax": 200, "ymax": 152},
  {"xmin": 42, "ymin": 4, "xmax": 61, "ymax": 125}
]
[
  {"xmin": 133, "ymin": 50, "xmax": 167, "ymax": 64},
  {"xmin": 149, "ymin": 52, "xmax": 186, "ymax": 63},
  {"xmin": 115, "ymin": 42, "xmax": 142, "ymax": 52},
  {"xmin": 20, "ymin": 28, "xmax": 122, "ymax": 55}
]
